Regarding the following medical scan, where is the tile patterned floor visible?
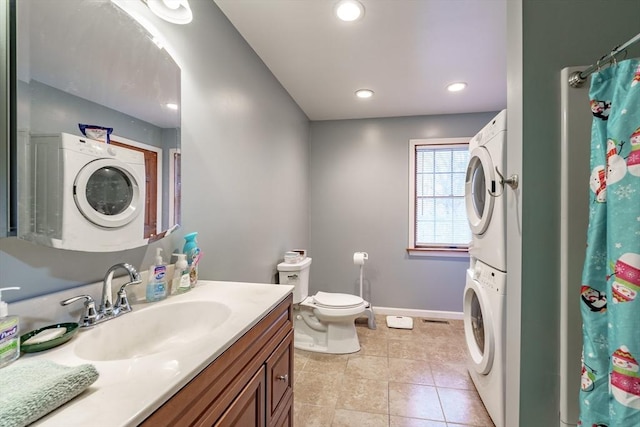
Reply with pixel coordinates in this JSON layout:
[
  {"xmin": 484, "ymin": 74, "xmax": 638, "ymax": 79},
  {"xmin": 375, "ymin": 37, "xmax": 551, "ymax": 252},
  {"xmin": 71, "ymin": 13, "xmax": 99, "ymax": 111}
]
[{"xmin": 293, "ymin": 315, "xmax": 495, "ymax": 427}]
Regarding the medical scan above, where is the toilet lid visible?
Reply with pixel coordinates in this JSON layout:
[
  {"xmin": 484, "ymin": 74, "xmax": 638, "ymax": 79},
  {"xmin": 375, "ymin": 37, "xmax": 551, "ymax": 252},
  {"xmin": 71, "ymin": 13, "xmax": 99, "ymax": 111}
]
[{"xmin": 313, "ymin": 291, "xmax": 364, "ymax": 308}]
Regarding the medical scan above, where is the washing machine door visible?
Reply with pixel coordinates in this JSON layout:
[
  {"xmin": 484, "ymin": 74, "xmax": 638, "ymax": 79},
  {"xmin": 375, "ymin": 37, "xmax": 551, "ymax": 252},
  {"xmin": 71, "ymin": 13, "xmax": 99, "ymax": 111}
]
[
  {"xmin": 465, "ymin": 146, "xmax": 496, "ymax": 235},
  {"xmin": 74, "ymin": 158, "xmax": 143, "ymax": 228},
  {"xmin": 463, "ymin": 272, "xmax": 495, "ymax": 374}
]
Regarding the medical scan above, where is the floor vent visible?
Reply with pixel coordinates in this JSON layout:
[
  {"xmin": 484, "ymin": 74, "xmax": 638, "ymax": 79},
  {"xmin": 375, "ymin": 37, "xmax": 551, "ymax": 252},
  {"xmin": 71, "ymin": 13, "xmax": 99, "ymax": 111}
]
[{"xmin": 421, "ymin": 318, "xmax": 450, "ymax": 325}]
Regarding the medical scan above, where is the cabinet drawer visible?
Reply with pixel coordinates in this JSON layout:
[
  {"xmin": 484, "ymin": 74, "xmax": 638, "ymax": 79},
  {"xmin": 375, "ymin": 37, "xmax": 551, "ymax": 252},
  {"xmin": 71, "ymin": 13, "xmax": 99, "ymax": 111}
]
[{"xmin": 266, "ymin": 331, "xmax": 293, "ymax": 425}]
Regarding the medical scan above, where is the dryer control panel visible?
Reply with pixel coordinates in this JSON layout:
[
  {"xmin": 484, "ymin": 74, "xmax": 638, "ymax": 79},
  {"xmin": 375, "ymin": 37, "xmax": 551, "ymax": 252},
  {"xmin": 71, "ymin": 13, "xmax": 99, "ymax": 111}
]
[{"xmin": 473, "ymin": 260, "xmax": 506, "ymax": 295}]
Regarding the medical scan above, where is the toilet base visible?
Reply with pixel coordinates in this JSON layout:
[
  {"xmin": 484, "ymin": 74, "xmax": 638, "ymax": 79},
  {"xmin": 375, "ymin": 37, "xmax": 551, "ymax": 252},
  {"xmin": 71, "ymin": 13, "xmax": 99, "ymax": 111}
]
[{"xmin": 293, "ymin": 306, "xmax": 362, "ymax": 354}]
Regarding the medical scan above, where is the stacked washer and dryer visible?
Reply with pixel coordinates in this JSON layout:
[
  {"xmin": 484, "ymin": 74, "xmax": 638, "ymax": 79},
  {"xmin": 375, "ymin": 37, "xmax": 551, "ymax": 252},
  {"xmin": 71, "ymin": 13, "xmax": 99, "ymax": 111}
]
[{"xmin": 463, "ymin": 109, "xmax": 508, "ymax": 427}]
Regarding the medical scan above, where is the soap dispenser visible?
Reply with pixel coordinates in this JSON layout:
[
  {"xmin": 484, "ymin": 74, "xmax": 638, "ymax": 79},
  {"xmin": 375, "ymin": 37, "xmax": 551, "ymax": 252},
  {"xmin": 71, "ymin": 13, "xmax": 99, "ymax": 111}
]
[
  {"xmin": 146, "ymin": 248, "xmax": 168, "ymax": 302},
  {"xmin": 0, "ymin": 287, "xmax": 21, "ymax": 368},
  {"xmin": 172, "ymin": 253, "xmax": 190, "ymax": 294}
]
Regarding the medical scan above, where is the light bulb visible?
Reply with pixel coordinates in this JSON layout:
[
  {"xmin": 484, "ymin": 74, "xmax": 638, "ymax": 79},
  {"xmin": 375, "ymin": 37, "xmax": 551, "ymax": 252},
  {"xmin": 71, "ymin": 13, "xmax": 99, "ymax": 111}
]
[
  {"xmin": 335, "ymin": 0, "xmax": 364, "ymax": 22},
  {"xmin": 355, "ymin": 89, "xmax": 374, "ymax": 99}
]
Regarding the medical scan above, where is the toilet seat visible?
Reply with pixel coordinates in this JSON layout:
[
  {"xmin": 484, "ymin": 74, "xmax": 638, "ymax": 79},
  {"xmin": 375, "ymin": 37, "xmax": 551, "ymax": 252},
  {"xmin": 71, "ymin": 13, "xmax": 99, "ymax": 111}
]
[
  {"xmin": 313, "ymin": 291, "xmax": 364, "ymax": 309},
  {"xmin": 300, "ymin": 292, "xmax": 367, "ymax": 318}
]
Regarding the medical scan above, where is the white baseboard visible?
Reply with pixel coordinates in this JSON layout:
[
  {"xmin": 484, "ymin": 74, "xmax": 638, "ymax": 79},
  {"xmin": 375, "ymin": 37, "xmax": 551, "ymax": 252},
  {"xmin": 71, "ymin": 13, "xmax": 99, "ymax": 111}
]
[{"xmin": 372, "ymin": 306, "xmax": 463, "ymax": 321}]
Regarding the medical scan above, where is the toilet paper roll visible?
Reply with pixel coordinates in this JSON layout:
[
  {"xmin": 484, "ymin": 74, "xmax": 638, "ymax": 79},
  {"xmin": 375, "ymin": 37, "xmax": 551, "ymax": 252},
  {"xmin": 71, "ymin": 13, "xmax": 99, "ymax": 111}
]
[{"xmin": 353, "ymin": 252, "xmax": 368, "ymax": 265}]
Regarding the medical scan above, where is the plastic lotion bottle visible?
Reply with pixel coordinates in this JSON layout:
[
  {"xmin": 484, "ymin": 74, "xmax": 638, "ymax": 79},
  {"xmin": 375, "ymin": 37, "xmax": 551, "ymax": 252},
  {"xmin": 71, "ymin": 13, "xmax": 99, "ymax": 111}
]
[
  {"xmin": 146, "ymin": 248, "xmax": 168, "ymax": 302},
  {"xmin": 183, "ymin": 232, "xmax": 201, "ymax": 287},
  {"xmin": 172, "ymin": 253, "xmax": 191, "ymax": 294},
  {"xmin": 0, "ymin": 287, "xmax": 21, "ymax": 368}
]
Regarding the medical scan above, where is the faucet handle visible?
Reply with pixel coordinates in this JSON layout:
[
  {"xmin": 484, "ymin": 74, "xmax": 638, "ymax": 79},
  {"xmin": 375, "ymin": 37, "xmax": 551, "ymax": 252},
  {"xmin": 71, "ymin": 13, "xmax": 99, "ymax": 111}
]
[
  {"xmin": 60, "ymin": 295, "xmax": 98, "ymax": 327},
  {"xmin": 114, "ymin": 280, "xmax": 142, "ymax": 314}
]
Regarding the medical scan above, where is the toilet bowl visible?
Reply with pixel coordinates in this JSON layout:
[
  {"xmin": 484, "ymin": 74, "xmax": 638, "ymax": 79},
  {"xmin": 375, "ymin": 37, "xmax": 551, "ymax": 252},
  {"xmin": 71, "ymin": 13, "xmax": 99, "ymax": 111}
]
[{"xmin": 277, "ymin": 258, "xmax": 365, "ymax": 354}]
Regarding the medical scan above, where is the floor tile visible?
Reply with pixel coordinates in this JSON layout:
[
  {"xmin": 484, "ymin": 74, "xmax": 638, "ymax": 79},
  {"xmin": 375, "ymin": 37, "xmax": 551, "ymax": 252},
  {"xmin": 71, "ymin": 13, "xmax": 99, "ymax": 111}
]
[
  {"xmin": 389, "ymin": 416, "xmax": 448, "ymax": 426},
  {"xmin": 423, "ymin": 337, "xmax": 468, "ymax": 364},
  {"xmin": 294, "ymin": 401, "xmax": 335, "ymax": 427},
  {"xmin": 295, "ymin": 351, "xmax": 310, "ymax": 375},
  {"xmin": 437, "ymin": 387, "xmax": 494, "ymax": 426},
  {"xmin": 346, "ymin": 355, "xmax": 389, "ymax": 380},
  {"xmin": 336, "ymin": 377, "xmax": 389, "ymax": 414},
  {"xmin": 332, "ymin": 409, "xmax": 389, "ymax": 427},
  {"xmin": 295, "ymin": 370, "xmax": 343, "ymax": 407},
  {"xmin": 388, "ymin": 339, "xmax": 429, "ymax": 361},
  {"xmin": 429, "ymin": 362, "xmax": 474, "ymax": 390},
  {"xmin": 302, "ymin": 351, "xmax": 350, "ymax": 374},
  {"xmin": 293, "ymin": 311, "xmax": 491, "ymax": 427},
  {"xmin": 388, "ymin": 382, "xmax": 444, "ymax": 421},
  {"xmin": 388, "ymin": 358, "xmax": 435, "ymax": 386},
  {"xmin": 358, "ymin": 335, "xmax": 389, "ymax": 357}
]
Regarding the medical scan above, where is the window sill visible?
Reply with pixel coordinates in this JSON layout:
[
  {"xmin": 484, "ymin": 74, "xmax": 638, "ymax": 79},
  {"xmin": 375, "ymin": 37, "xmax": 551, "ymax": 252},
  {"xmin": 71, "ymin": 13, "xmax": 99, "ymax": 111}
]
[{"xmin": 407, "ymin": 248, "xmax": 470, "ymax": 258}]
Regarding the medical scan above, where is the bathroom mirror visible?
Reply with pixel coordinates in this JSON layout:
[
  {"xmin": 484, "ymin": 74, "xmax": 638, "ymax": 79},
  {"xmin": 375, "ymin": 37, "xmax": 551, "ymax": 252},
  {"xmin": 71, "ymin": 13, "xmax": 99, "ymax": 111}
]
[{"xmin": 5, "ymin": 0, "xmax": 181, "ymax": 249}]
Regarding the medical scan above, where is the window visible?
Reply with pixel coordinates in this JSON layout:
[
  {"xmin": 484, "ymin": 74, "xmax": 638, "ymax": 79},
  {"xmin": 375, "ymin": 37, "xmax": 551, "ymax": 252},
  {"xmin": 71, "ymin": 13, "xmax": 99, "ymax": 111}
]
[{"xmin": 408, "ymin": 138, "xmax": 471, "ymax": 254}]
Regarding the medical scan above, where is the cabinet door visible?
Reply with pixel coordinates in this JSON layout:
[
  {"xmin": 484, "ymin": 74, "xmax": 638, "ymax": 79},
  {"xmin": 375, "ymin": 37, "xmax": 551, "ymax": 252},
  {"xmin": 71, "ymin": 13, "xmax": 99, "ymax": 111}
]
[
  {"xmin": 266, "ymin": 331, "xmax": 293, "ymax": 426},
  {"xmin": 213, "ymin": 366, "xmax": 266, "ymax": 427}
]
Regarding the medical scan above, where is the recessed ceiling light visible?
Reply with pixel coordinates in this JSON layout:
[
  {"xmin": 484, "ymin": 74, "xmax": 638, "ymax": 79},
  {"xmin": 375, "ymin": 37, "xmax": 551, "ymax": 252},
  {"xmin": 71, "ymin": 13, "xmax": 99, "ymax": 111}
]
[
  {"xmin": 447, "ymin": 82, "xmax": 467, "ymax": 92},
  {"xmin": 165, "ymin": 103, "xmax": 179, "ymax": 110},
  {"xmin": 355, "ymin": 89, "xmax": 374, "ymax": 99},
  {"xmin": 335, "ymin": 0, "xmax": 365, "ymax": 22}
]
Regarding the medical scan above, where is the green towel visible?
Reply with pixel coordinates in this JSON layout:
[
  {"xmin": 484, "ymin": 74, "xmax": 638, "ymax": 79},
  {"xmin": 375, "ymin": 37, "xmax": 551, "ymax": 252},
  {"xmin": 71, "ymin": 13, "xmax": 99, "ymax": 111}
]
[{"xmin": 0, "ymin": 360, "xmax": 99, "ymax": 427}]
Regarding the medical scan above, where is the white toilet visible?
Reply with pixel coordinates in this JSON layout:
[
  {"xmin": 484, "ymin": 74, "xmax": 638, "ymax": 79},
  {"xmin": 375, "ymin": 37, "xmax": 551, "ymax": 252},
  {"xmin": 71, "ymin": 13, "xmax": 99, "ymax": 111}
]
[{"xmin": 277, "ymin": 257, "xmax": 365, "ymax": 354}]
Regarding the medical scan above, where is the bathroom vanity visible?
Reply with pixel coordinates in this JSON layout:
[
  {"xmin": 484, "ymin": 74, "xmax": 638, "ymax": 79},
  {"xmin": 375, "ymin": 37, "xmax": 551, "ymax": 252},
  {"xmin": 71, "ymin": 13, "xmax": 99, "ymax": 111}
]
[
  {"xmin": 140, "ymin": 293, "xmax": 293, "ymax": 426},
  {"xmin": 13, "ymin": 281, "xmax": 293, "ymax": 427}
]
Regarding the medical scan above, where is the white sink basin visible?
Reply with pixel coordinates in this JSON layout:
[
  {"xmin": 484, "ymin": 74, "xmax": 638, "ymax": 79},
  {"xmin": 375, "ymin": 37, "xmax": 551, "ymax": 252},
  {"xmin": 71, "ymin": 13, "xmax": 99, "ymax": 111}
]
[{"xmin": 74, "ymin": 300, "xmax": 231, "ymax": 361}]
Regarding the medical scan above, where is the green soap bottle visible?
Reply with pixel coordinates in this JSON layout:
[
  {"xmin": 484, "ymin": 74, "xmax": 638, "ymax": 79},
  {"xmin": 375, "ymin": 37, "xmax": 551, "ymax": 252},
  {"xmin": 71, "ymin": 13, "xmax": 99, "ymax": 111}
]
[{"xmin": 0, "ymin": 287, "xmax": 21, "ymax": 368}]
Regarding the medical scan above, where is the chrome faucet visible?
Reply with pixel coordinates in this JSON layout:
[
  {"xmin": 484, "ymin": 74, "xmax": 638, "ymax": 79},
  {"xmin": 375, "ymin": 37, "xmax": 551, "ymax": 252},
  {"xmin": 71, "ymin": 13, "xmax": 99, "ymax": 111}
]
[
  {"xmin": 61, "ymin": 263, "xmax": 141, "ymax": 327},
  {"xmin": 101, "ymin": 263, "xmax": 141, "ymax": 315}
]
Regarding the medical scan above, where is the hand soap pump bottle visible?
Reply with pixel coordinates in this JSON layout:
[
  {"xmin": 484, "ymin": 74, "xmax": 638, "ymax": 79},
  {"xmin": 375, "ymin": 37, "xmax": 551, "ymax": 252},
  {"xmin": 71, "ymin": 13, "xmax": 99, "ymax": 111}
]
[
  {"xmin": 146, "ymin": 248, "xmax": 168, "ymax": 302},
  {"xmin": 172, "ymin": 253, "xmax": 190, "ymax": 294},
  {"xmin": 0, "ymin": 287, "xmax": 21, "ymax": 368},
  {"xmin": 183, "ymin": 232, "xmax": 201, "ymax": 287}
]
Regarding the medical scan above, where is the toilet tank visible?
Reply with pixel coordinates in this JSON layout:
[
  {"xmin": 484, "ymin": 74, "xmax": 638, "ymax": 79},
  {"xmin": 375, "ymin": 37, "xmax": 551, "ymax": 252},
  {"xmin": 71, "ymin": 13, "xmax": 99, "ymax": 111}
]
[{"xmin": 277, "ymin": 257, "xmax": 312, "ymax": 304}]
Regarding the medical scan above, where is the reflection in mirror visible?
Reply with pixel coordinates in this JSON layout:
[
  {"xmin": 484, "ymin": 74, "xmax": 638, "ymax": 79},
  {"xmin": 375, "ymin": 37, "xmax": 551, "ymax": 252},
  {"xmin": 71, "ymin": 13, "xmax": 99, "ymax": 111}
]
[{"xmin": 10, "ymin": 0, "xmax": 181, "ymax": 250}]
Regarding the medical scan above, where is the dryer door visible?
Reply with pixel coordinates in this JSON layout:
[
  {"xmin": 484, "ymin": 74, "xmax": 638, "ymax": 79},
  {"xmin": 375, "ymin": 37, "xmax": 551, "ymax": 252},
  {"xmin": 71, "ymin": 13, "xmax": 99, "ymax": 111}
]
[
  {"xmin": 74, "ymin": 158, "xmax": 144, "ymax": 228},
  {"xmin": 465, "ymin": 146, "xmax": 496, "ymax": 235},
  {"xmin": 463, "ymin": 272, "xmax": 495, "ymax": 374}
]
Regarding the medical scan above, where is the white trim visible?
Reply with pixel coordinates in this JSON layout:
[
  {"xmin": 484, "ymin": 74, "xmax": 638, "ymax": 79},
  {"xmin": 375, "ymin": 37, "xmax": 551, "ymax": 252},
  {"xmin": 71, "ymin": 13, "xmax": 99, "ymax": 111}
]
[
  {"xmin": 408, "ymin": 137, "xmax": 471, "ymax": 251},
  {"xmin": 111, "ymin": 133, "xmax": 163, "ymax": 234},
  {"xmin": 372, "ymin": 305, "xmax": 463, "ymax": 321},
  {"xmin": 168, "ymin": 148, "xmax": 181, "ymax": 226},
  {"xmin": 407, "ymin": 249, "xmax": 469, "ymax": 258}
]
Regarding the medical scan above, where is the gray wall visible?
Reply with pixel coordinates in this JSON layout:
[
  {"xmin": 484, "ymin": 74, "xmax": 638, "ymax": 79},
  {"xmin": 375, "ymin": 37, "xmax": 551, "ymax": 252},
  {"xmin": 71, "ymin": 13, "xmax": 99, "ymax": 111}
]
[
  {"xmin": 0, "ymin": 0, "xmax": 309, "ymax": 302},
  {"xmin": 18, "ymin": 79, "xmax": 166, "ymax": 146},
  {"xmin": 506, "ymin": 1, "xmax": 640, "ymax": 426},
  {"xmin": 309, "ymin": 113, "xmax": 498, "ymax": 312}
]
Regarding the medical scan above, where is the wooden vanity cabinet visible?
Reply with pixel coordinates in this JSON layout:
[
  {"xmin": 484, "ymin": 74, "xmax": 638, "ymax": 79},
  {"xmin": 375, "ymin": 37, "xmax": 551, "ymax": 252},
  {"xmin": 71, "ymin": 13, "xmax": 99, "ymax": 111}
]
[{"xmin": 140, "ymin": 294, "xmax": 293, "ymax": 427}]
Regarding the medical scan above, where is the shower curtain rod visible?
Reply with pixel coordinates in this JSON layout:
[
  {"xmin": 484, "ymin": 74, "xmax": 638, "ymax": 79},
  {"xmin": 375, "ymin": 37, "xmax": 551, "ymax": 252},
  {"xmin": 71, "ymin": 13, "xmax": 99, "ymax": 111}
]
[{"xmin": 568, "ymin": 32, "xmax": 640, "ymax": 88}]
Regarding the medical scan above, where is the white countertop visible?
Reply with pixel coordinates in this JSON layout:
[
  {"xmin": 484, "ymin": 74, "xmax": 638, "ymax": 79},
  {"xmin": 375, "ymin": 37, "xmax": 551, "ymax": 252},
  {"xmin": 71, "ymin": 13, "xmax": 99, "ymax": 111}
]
[{"xmin": 15, "ymin": 281, "xmax": 293, "ymax": 427}]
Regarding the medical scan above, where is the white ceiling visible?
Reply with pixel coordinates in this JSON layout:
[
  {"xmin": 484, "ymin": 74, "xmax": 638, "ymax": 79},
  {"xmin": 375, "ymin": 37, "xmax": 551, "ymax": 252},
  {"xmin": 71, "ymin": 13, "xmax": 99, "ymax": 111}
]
[{"xmin": 214, "ymin": 0, "xmax": 507, "ymax": 121}]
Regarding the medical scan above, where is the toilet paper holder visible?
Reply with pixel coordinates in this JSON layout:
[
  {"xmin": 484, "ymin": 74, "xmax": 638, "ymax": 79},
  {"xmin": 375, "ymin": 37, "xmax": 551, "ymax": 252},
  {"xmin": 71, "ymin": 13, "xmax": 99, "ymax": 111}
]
[{"xmin": 353, "ymin": 252, "xmax": 368, "ymax": 265}]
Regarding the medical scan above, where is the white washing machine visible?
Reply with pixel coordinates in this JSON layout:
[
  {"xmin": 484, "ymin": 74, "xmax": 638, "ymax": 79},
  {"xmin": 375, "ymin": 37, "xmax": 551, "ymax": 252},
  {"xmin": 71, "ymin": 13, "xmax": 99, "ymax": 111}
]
[
  {"xmin": 463, "ymin": 257, "xmax": 506, "ymax": 427},
  {"xmin": 465, "ymin": 109, "xmax": 507, "ymax": 272},
  {"xmin": 25, "ymin": 132, "xmax": 146, "ymax": 252}
]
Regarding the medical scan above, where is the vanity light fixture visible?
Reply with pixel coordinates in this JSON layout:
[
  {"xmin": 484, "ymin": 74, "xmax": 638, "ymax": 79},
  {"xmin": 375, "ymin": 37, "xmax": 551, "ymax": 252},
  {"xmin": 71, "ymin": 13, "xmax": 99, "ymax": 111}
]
[
  {"xmin": 447, "ymin": 82, "xmax": 467, "ymax": 92},
  {"xmin": 335, "ymin": 0, "xmax": 365, "ymax": 22},
  {"xmin": 355, "ymin": 89, "xmax": 374, "ymax": 99},
  {"xmin": 145, "ymin": 0, "xmax": 193, "ymax": 25}
]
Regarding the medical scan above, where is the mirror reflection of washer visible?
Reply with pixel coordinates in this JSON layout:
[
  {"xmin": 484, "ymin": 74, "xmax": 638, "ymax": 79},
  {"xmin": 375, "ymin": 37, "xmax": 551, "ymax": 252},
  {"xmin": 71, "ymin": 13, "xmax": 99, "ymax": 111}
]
[
  {"xmin": 463, "ymin": 110, "xmax": 507, "ymax": 427},
  {"xmin": 28, "ymin": 133, "xmax": 146, "ymax": 252}
]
